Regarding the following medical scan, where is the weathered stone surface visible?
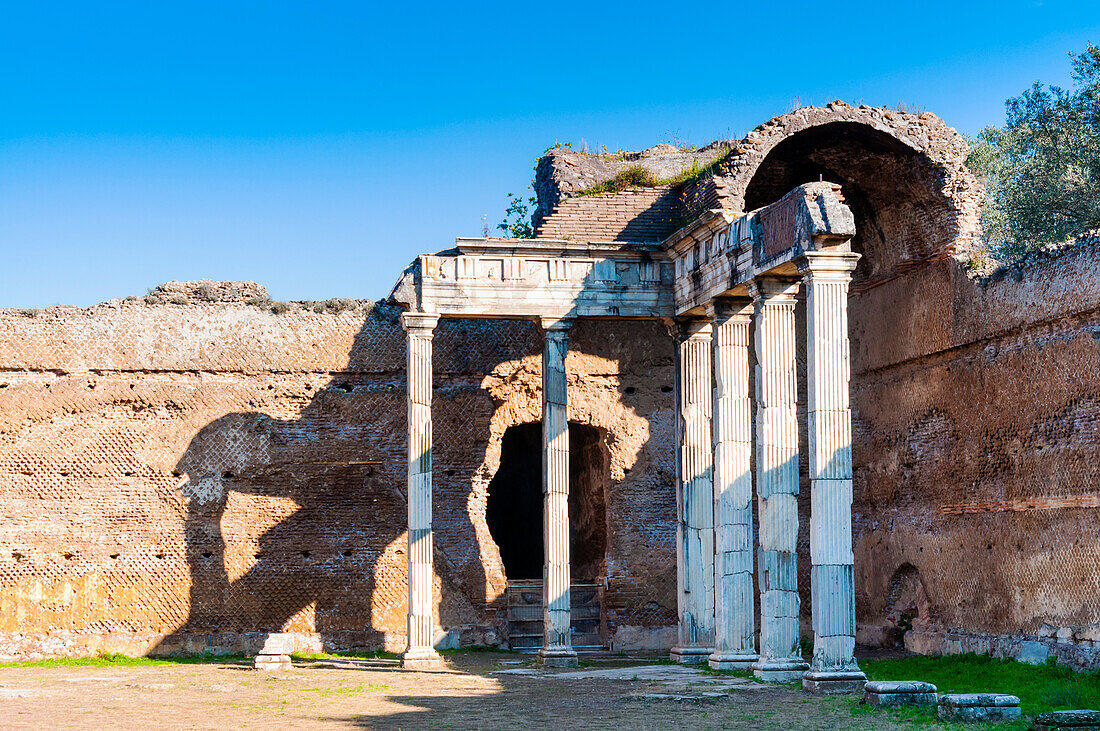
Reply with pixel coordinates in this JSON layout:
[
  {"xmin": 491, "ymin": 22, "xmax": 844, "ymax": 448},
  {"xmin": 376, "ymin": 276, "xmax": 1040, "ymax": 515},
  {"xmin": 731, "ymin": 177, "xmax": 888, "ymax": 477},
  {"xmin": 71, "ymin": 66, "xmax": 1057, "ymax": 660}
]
[
  {"xmin": 938, "ymin": 694, "xmax": 1021, "ymax": 723},
  {"xmin": 258, "ymin": 633, "xmax": 293, "ymax": 656},
  {"xmin": 863, "ymin": 680, "xmax": 938, "ymax": 707},
  {"xmin": 1033, "ymin": 709, "xmax": 1100, "ymax": 730},
  {"xmin": 865, "ymin": 680, "xmax": 937, "ymax": 694},
  {"xmin": 254, "ymin": 654, "xmax": 291, "ymax": 671}
]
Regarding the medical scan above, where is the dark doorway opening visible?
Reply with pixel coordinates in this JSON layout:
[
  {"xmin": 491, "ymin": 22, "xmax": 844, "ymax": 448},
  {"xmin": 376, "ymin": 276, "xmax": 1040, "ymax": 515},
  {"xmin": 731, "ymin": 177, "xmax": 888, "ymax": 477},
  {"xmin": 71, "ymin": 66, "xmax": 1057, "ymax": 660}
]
[{"xmin": 485, "ymin": 422, "xmax": 609, "ymax": 581}]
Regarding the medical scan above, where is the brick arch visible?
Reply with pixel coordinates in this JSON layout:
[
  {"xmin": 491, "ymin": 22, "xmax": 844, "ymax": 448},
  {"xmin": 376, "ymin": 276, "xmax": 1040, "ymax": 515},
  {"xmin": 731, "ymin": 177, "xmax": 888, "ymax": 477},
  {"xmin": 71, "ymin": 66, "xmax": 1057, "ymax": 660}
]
[{"xmin": 723, "ymin": 104, "xmax": 984, "ymax": 287}]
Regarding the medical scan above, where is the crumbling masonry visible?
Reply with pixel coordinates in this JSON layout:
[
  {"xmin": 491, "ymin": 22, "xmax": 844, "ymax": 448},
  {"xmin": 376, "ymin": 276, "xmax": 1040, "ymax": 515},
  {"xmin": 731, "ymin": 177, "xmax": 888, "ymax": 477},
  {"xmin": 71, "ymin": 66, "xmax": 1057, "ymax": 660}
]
[{"xmin": 2, "ymin": 103, "xmax": 1100, "ymax": 678}]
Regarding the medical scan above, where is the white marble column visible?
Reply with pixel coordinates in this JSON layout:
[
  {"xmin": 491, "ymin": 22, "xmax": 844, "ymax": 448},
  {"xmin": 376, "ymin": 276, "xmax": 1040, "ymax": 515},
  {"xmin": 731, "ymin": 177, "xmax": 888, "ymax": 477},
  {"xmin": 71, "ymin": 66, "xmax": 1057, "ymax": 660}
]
[
  {"xmin": 749, "ymin": 278, "xmax": 809, "ymax": 682},
  {"xmin": 797, "ymin": 252, "xmax": 866, "ymax": 694},
  {"xmin": 708, "ymin": 299, "xmax": 759, "ymax": 670},
  {"xmin": 539, "ymin": 317, "xmax": 578, "ymax": 668},
  {"xmin": 670, "ymin": 318, "xmax": 716, "ymax": 664},
  {"xmin": 401, "ymin": 311, "xmax": 443, "ymax": 670}
]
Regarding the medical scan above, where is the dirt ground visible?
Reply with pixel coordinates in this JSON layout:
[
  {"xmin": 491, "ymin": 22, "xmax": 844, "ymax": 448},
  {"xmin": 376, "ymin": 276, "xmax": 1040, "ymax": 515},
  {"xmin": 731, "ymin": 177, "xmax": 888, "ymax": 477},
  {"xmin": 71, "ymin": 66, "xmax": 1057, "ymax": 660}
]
[{"xmin": 0, "ymin": 652, "xmax": 922, "ymax": 730}]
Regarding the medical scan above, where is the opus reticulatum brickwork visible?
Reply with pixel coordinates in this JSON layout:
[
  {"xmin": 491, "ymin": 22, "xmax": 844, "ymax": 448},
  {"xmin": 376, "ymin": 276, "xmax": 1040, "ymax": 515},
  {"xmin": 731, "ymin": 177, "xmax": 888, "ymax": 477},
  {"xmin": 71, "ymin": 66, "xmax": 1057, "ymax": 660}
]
[{"xmin": 1, "ymin": 104, "xmax": 1099, "ymax": 681}]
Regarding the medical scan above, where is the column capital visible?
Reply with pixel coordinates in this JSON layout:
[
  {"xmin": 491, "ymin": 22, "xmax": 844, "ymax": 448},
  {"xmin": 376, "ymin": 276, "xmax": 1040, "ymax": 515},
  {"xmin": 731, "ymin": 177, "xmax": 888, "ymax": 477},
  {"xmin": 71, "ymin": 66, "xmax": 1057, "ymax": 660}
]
[
  {"xmin": 747, "ymin": 276, "xmax": 801, "ymax": 303},
  {"xmin": 675, "ymin": 316, "xmax": 713, "ymax": 341},
  {"xmin": 706, "ymin": 296, "xmax": 754, "ymax": 323},
  {"xmin": 401, "ymin": 311, "xmax": 441, "ymax": 333},
  {"xmin": 539, "ymin": 316, "xmax": 574, "ymax": 334},
  {"xmin": 795, "ymin": 251, "xmax": 861, "ymax": 281}
]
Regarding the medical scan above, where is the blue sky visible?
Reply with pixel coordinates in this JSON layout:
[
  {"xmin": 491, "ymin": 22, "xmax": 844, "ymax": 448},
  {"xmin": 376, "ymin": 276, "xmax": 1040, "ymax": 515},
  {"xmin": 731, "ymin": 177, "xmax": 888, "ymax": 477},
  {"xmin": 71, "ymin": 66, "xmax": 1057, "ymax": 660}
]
[{"xmin": 2, "ymin": 1, "xmax": 1097, "ymax": 307}]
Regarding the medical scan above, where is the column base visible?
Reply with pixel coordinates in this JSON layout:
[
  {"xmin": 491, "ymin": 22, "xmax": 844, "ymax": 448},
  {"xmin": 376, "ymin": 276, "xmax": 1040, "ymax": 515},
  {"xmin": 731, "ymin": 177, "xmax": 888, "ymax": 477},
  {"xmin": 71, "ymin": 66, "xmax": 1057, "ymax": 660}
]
[
  {"xmin": 708, "ymin": 651, "xmax": 759, "ymax": 671},
  {"xmin": 539, "ymin": 646, "xmax": 578, "ymax": 668},
  {"xmin": 401, "ymin": 648, "xmax": 444, "ymax": 670},
  {"xmin": 802, "ymin": 670, "xmax": 867, "ymax": 694},
  {"xmin": 253, "ymin": 654, "xmax": 291, "ymax": 671},
  {"xmin": 670, "ymin": 646, "xmax": 714, "ymax": 665},
  {"xmin": 752, "ymin": 659, "xmax": 809, "ymax": 682}
]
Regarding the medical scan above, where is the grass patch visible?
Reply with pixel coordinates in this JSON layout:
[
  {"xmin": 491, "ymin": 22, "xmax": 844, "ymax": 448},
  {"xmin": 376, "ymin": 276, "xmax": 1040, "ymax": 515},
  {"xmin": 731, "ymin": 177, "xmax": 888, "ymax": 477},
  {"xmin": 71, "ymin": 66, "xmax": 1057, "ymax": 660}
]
[
  {"xmin": 437, "ymin": 645, "xmax": 518, "ymax": 656},
  {"xmin": 295, "ymin": 682, "xmax": 389, "ymax": 696},
  {"xmin": 849, "ymin": 653, "xmax": 1100, "ymax": 728},
  {"xmin": 290, "ymin": 649, "xmax": 400, "ymax": 661},
  {"xmin": 0, "ymin": 652, "xmax": 251, "ymax": 668}
]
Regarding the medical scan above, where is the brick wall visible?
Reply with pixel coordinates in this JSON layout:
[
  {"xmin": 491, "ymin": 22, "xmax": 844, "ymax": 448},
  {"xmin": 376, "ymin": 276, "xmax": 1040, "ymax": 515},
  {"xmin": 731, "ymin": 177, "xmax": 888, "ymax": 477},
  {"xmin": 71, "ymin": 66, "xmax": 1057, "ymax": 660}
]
[{"xmin": 0, "ymin": 301, "xmax": 677, "ymax": 658}]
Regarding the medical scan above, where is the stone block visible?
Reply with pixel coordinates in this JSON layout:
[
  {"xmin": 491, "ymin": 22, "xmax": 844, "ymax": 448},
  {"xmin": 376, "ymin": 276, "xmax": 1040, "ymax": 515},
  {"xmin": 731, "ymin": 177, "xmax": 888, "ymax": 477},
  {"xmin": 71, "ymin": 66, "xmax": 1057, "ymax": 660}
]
[
  {"xmin": 802, "ymin": 669, "xmax": 867, "ymax": 694},
  {"xmin": 1032, "ymin": 709, "xmax": 1100, "ymax": 730},
  {"xmin": 938, "ymin": 693, "xmax": 1021, "ymax": 723},
  {"xmin": 258, "ymin": 632, "xmax": 293, "ymax": 656},
  {"xmin": 254, "ymin": 654, "xmax": 291, "ymax": 671},
  {"xmin": 1017, "ymin": 640, "xmax": 1051, "ymax": 665},
  {"xmin": 863, "ymin": 680, "xmax": 937, "ymax": 707}
]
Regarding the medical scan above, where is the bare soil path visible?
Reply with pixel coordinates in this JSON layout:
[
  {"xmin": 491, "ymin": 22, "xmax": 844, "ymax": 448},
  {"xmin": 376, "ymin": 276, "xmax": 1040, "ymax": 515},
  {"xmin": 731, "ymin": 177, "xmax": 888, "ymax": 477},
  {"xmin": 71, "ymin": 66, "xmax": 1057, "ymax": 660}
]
[{"xmin": 0, "ymin": 652, "xmax": 921, "ymax": 729}]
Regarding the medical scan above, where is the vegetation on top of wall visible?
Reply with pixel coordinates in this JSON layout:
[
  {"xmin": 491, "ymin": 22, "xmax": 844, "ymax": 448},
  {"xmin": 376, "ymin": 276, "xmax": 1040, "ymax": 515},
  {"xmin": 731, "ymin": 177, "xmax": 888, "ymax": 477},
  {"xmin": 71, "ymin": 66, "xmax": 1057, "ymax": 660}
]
[
  {"xmin": 574, "ymin": 155, "xmax": 731, "ymax": 197},
  {"xmin": 969, "ymin": 43, "xmax": 1100, "ymax": 263}
]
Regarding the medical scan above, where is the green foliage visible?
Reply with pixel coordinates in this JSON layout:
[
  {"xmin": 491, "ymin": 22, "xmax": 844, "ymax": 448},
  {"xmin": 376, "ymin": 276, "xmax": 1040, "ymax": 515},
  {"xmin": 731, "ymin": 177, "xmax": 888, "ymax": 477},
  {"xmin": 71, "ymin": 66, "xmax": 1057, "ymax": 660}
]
[
  {"xmin": 970, "ymin": 43, "xmax": 1100, "ymax": 261},
  {"xmin": 497, "ymin": 191, "xmax": 536, "ymax": 238},
  {"xmin": 862, "ymin": 653, "xmax": 1100, "ymax": 718},
  {"xmin": 0, "ymin": 652, "xmax": 251, "ymax": 668},
  {"xmin": 575, "ymin": 154, "xmax": 730, "ymax": 197},
  {"xmin": 577, "ymin": 166, "xmax": 660, "ymax": 196}
]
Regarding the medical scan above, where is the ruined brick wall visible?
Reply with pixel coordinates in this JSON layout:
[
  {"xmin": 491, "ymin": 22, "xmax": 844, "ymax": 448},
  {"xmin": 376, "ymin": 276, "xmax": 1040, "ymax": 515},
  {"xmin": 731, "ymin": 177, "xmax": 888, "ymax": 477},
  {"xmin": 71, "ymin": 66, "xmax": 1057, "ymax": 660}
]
[
  {"xmin": 848, "ymin": 238, "xmax": 1100, "ymax": 668},
  {"xmin": 534, "ymin": 187, "xmax": 680, "ymax": 242},
  {"xmin": 0, "ymin": 294, "xmax": 676, "ymax": 659}
]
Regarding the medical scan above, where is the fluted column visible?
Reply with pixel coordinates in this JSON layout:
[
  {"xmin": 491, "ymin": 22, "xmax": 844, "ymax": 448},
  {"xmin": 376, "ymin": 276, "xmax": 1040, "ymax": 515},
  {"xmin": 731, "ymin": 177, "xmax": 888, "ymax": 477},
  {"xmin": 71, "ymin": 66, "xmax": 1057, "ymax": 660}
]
[
  {"xmin": 708, "ymin": 298, "xmax": 759, "ymax": 670},
  {"xmin": 401, "ymin": 311, "xmax": 443, "ymax": 670},
  {"xmin": 670, "ymin": 318, "xmax": 716, "ymax": 664},
  {"xmin": 749, "ymin": 277, "xmax": 809, "ymax": 682},
  {"xmin": 539, "ymin": 317, "xmax": 578, "ymax": 668},
  {"xmin": 797, "ymin": 251, "xmax": 866, "ymax": 694}
]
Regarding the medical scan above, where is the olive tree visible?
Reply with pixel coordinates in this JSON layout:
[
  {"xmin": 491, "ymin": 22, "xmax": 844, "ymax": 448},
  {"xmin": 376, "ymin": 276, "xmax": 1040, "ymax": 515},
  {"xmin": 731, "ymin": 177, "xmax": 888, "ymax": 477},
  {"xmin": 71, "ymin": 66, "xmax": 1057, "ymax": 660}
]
[{"xmin": 970, "ymin": 44, "xmax": 1100, "ymax": 260}]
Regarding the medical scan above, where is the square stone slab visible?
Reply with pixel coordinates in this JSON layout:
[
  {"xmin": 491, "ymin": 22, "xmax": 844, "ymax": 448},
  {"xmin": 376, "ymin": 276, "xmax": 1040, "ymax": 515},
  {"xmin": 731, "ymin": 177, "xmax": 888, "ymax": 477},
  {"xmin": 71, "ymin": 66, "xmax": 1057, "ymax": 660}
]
[
  {"xmin": 863, "ymin": 680, "xmax": 937, "ymax": 707},
  {"xmin": 938, "ymin": 693, "xmax": 1021, "ymax": 723},
  {"xmin": 1032, "ymin": 709, "xmax": 1100, "ymax": 730},
  {"xmin": 254, "ymin": 654, "xmax": 291, "ymax": 671}
]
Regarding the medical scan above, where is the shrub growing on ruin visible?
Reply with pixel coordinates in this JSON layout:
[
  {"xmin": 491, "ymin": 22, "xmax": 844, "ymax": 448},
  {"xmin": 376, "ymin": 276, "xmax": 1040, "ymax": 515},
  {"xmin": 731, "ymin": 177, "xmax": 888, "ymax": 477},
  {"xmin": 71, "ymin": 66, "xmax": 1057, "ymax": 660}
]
[{"xmin": 970, "ymin": 43, "xmax": 1100, "ymax": 260}]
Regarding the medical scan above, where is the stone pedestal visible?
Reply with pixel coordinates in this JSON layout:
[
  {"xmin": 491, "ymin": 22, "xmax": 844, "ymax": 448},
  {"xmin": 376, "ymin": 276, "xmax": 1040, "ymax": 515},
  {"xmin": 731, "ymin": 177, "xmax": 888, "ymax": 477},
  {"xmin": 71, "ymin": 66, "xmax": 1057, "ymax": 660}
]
[
  {"xmin": 1033, "ymin": 710, "xmax": 1100, "ymax": 730},
  {"xmin": 748, "ymin": 279, "xmax": 808, "ymax": 682},
  {"xmin": 254, "ymin": 632, "xmax": 292, "ymax": 671},
  {"xmin": 863, "ymin": 680, "xmax": 937, "ymax": 707},
  {"xmin": 670, "ymin": 318, "xmax": 716, "ymax": 665},
  {"xmin": 401, "ymin": 312, "xmax": 444, "ymax": 671},
  {"xmin": 938, "ymin": 694, "xmax": 1021, "ymax": 723},
  {"xmin": 707, "ymin": 300, "xmax": 758, "ymax": 671},
  {"xmin": 796, "ymin": 253, "xmax": 865, "ymax": 694},
  {"xmin": 539, "ymin": 318, "xmax": 578, "ymax": 669}
]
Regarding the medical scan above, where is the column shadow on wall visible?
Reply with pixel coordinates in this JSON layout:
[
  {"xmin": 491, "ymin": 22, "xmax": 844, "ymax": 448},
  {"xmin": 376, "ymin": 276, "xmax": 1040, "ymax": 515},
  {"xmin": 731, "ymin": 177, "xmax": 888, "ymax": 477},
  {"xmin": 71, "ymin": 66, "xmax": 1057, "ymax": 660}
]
[{"xmin": 153, "ymin": 306, "xmax": 498, "ymax": 655}]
